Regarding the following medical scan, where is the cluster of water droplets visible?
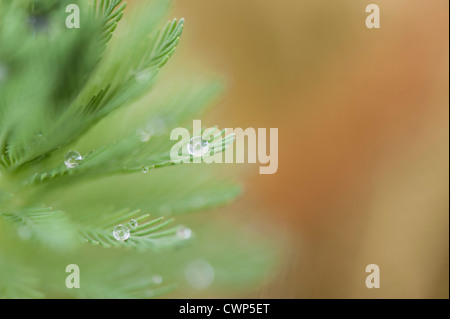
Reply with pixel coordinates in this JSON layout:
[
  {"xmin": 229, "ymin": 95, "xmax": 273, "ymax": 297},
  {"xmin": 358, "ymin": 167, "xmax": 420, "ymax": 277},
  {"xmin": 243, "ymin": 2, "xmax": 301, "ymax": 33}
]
[{"xmin": 64, "ymin": 151, "xmax": 83, "ymax": 169}]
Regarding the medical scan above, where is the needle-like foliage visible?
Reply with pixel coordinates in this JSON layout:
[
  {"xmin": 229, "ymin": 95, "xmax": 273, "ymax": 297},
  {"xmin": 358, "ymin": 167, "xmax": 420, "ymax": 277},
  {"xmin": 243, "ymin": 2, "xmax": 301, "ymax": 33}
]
[{"xmin": 0, "ymin": 0, "xmax": 275, "ymax": 298}]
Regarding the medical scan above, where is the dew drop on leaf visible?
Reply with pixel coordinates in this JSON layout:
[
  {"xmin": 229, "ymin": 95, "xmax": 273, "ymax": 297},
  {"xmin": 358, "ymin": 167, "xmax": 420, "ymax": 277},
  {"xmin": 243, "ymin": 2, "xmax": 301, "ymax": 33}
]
[
  {"xmin": 138, "ymin": 118, "xmax": 167, "ymax": 142},
  {"xmin": 185, "ymin": 260, "xmax": 214, "ymax": 290},
  {"xmin": 129, "ymin": 219, "xmax": 138, "ymax": 228},
  {"xmin": 138, "ymin": 127, "xmax": 153, "ymax": 142},
  {"xmin": 113, "ymin": 224, "xmax": 130, "ymax": 241},
  {"xmin": 152, "ymin": 274, "xmax": 163, "ymax": 284},
  {"xmin": 176, "ymin": 226, "xmax": 192, "ymax": 240},
  {"xmin": 135, "ymin": 69, "xmax": 152, "ymax": 83},
  {"xmin": 64, "ymin": 150, "xmax": 83, "ymax": 169},
  {"xmin": 187, "ymin": 136, "xmax": 209, "ymax": 157}
]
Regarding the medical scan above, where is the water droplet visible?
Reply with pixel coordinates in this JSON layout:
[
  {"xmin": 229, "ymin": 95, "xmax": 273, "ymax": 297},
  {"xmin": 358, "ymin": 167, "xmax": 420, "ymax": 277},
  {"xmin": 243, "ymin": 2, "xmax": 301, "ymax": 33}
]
[
  {"xmin": 64, "ymin": 150, "xmax": 83, "ymax": 169},
  {"xmin": 138, "ymin": 128, "xmax": 152, "ymax": 142},
  {"xmin": 152, "ymin": 275, "xmax": 163, "ymax": 284},
  {"xmin": 177, "ymin": 226, "xmax": 192, "ymax": 240},
  {"xmin": 135, "ymin": 69, "xmax": 152, "ymax": 83},
  {"xmin": 113, "ymin": 224, "xmax": 130, "ymax": 241},
  {"xmin": 185, "ymin": 260, "xmax": 215, "ymax": 290},
  {"xmin": 187, "ymin": 136, "xmax": 209, "ymax": 157},
  {"xmin": 138, "ymin": 118, "xmax": 167, "ymax": 142},
  {"xmin": 129, "ymin": 219, "xmax": 138, "ymax": 228},
  {"xmin": 142, "ymin": 166, "xmax": 149, "ymax": 173}
]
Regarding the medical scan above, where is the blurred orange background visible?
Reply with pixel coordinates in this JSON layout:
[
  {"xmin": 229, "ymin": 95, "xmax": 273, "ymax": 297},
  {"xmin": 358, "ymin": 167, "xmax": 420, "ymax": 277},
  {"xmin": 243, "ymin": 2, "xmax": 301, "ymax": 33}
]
[{"xmin": 147, "ymin": 0, "xmax": 448, "ymax": 298}]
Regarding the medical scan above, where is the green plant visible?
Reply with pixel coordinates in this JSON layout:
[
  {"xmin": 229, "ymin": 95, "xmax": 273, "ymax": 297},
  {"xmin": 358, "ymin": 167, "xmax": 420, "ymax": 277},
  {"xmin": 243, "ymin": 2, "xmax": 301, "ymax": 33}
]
[{"xmin": 0, "ymin": 0, "xmax": 275, "ymax": 298}]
